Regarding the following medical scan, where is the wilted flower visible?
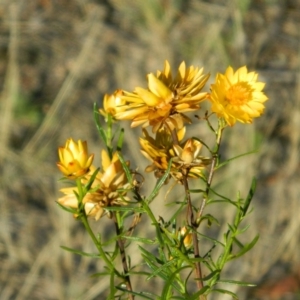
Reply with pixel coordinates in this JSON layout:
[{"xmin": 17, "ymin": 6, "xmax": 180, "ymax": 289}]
[
  {"xmin": 140, "ymin": 128, "xmax": 209, "ymax": 181},
  {"xmin": 58, "ymin": 186, "xmax": 106, "ymax": 220},
  {"xmin": 114, "ymin": 61, "xmax": 209, "ymax": 132},
  {"xmin": 171, "ymin": 139, "xmax": 210, "ymax": 179},
  {"xmin": 57, "ymin": 138, "xmax": 94, "ymax": 179},
  {"xmin": 209, "ymin": 66, "xmax": 268, "ymax": 126},
  {"xmin": 57, "ymin": 151, "xmax": 130, "ymax": 220},
  {"xmin": 173, "ymin": 139, "xmax": 202, "ymax": 165}
]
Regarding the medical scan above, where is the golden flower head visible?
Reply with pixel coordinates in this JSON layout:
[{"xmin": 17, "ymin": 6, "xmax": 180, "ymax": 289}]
[
  {"xmin": 210, "ymin": 66, "xmax": 268, "ymax": 126},
  {"xmin": 57, "ymin": 138, "xmax": 94, "ymax": 179},
  {"xmin": 140, "ymin": 127, "xmax": 185, "ymax": 174},
  {"xmin": 99, "ymin": 89, "xmax": 127, "ymax": 120},
  {"xmin": 58, "ymin": 187, "xmax": 105, "ymax": 220},
  {"xmin": 140, "ymin": 128, "xmax": 209, "ymax": 181},
  {"xmin": 57, "ymin": 150, "xmax": 130, "ymax": 221},
  {"xmin": 171, "ymin": 138, "xmax": 211, "ymax": 179},
  {"xmin": 114, "ymin": 61, "xmax": 209, "ymax": 132}
]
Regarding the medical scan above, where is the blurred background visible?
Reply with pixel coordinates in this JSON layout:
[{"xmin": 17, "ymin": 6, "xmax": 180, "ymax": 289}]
[{"xmin": 0, "ymin": 0, "xmax": 299, "ymax": 299}]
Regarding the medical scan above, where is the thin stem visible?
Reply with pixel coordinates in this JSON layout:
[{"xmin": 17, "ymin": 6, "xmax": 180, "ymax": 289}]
[
  {"xmin": 182, "ymin": 175, "xmax": 203, "ymax": 292},
  {"xmin": 80, "ymin": 214, "xmax": 115, "ymax": 271},
  {"xmin": 197, "ymin": 120, "xmax": 225, "ymax": 221},
  {"xmin": 170, "ymin": 128, "xmax": 204, "ymax": 294},
  {"xmin": 112, "ymin": 212, "xmax": 134, "ymax": 300}
]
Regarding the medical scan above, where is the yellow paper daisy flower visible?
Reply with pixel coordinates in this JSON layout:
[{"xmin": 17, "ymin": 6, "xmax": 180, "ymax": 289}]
[
  {"xmin": 57, "ymin": 151, "xmax": 130, "ymax": 220},
  {"xmin": 140, "ymin": 127, "xmax": 209, "ymax": 181},
  {"xmin": 99, "ymin": 89, "xmax": 127, "ymax": 120},
  {"xmin": 114, "ymin": 61, "xmax": 209, "ymax": 132},
  {"xmin": 57, "ymin": 138, "xmax": 94, "ymax": 179},
  {"xmin": 209, "ymin": 66, "xmax": 268, "ymax": 126}
]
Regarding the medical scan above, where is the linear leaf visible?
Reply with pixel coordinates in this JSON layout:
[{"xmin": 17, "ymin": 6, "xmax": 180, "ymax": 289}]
[
  {"xmin": 242, "ymin": 177, "xmax": 256, "ymax": 216},
  {"xmin": 60, "ymin": 246, "xmax": 99, "ymax": 258},
  {"xmin": 161, "ymin": 266, "xmax": 190, "ymax": 298},
  {"xmin": 212, "ymin": 289, "xmax": 238, "ymax": 299},
  {"xmin": 147, "ymin": 159, "xmax": 172, "ymax": 203},
  {"xmin": 217, "ymin": 279, "xmax": 256, "ymax": 287},
  {"xmin": 93, "ymin": 103, "xmax": 107, "ymax": 144},
  {"xmin": 229, "ymin": 235, "xmax": 259, "ymax": 260}
]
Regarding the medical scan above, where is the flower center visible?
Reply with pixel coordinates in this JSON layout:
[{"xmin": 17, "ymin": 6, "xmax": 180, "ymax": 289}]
[{"xmin": 225, "ymin": 82, "xmax": 252, "ymax": 106}]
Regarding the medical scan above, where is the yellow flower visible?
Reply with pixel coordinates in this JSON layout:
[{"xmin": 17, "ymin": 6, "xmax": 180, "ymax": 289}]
[
  {"xmin": 58, "ymin": 187, "xmax": 105, "ymax": 220},
  {"xmin": 57, "ymin": 138, "xmax": 94, "ymax": 179},
  {"xmin": 57, "ymin": 151, "xmax": 130, "ymax": 220},
  {"xmin": 114, "ymin": 61, "xmax": 209, "ymax": 132},
  {"xmin": 140, "ymin": 128, "xmax": 209, "ymax": 181},
  {"xmin": 99, "ymin": 90, "xmax": 127, "ymax": 119},
  {"xmin": 173, "ymin": 139, "xmax": 202, "ymax": 165},
  {"xmin": 210, "ymin": 66, "xmax": 268, "ymax": 126}
]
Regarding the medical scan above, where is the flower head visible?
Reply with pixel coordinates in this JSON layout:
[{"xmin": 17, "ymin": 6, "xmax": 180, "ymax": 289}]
[
  {"xmin": 210, "ymin": 66, "xmax": 268, "ymax": 126},
  {"xmin": 140, "ymin": 128, "xmax": 209, "ymax": 181},
  {"xmin": 99, "ymin": 90, "xmax": 127, "ymax": 120},
  {"xmin": 57, "ymin": 151, "xmax": 130, "ymax": 220},
  {"xmin": 57, "ymin": 138, "xmax": 94, "ymax": 179},
  {"xmin": 114, "ymin": 61, "xmax": 209, "ymax": 132}
]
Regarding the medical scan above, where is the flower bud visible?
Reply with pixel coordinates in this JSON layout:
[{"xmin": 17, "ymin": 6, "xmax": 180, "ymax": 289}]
[{"xmin": 57, "ymin": 138, "xmax": 94, "ymax": 179}]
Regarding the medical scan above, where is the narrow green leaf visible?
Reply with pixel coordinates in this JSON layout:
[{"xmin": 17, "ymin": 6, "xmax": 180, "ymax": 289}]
[
  {"xmin": 236, "ymin": 224, "xmax": 250, "ymax": 235},
  {"xmin": 232, "ymin": 237, "xmax": 244, "ymax": 249},
  {"xmin": 197, "ymin": 232, "xmax": 225, "ymax": 247},
  {"xmin": 115, "ymin": 286, "xmax": 157, "ymax": 299},
  {"xmin": 139, "ymin": 246, "xmax": 162, "ymax": 265},
  {"xmin": 142, "ymin": 257, "xmax": 168, "ymax": 281},
  {"xmin": 161, "ymin": 266, "xmax": 190, "ymax": 298},
  {"xmin": 242, "ymin": 177, "xmax": 256, "ymax": 216},
  {"xmin": 104, "ymin": 205, "xmax": 143, "ymax": 213},
  {"xmin": 189, "ymin": 189, "xmax": 206, "ymax": 193},
  {"xmin": 56, "ymin": 202, "xmax": 77, "ymax": 214},
  {"xmin": 217, "ymin": 279, "xmax": 256, "ymax": 287},
  {"xmin": 84, "ymin": 167, "xmax": 100, "ymax": 191},
  {"xmin": 207, "ymin": 199, "xmax": 239, "ymax": 208},
  {"xmin": 212, "ymin": 289, "xmax": 238, "ymax": 299},
  {"xmin": 202, "ymin": 269, "xmax": 220, "ymax": 281},
  {"xmin": 147, "ymin": 159, "xmax": 173, "ymax": 203},
  {"xmin": 117, "ymin": 128, "xmax": 125, "ymax": 151},
  {"xmin": 117, "ymin": 152, "xmax": 133, "ymax": 185},
  {"xmin": 60, "ymin": 246, "xmax": 99, "ymax": 258},
  {"xmin": 93, "ymin": 102, "xmax": 107, "ymax": 144},
  {"xmin": 189, "ymin": 286, "xmax": 210, "ymax": 299},
  {"xmin": 199, "ymin": 214, "xmax": 220, "ymax": 227},
  {"xmin": 147, "ymin": 259, "xmax": 176, "ymax": 279},
  {"xmin": 122, "ymin": 236, "xmax": 156, "ymax": 244},
  {"xmin": 215, "ymin": 150, "xmax": 258, "ymax": 170},
  {"xmin": 229, "ymin": 235, "xmax": 259, "ymax": 260}
]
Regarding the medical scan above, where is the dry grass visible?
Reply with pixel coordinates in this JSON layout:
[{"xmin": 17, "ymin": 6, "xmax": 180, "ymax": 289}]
[{"xmin": 0, "ymin": 0, "xmax": 300, "ymax": 299}]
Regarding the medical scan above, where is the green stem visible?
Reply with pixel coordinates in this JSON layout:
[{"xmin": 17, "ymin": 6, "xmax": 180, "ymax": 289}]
[
  {"xmin": 112, "ymin": 212, "xmax": 134, "ymax": 300},
  {"xmin": 80, "ymin": 214, "xmax": 115, "ymax": 271},
  {"xmin": 197, "ymin": 119, "xmax": 225, "ymax": 221},
  {"xmin": 170, "ymin": 128, "xmax": 204, "ymax": 296},
  {"xmin": 182, "ymin": 175, "xmax": 204, "ymax": 293}
]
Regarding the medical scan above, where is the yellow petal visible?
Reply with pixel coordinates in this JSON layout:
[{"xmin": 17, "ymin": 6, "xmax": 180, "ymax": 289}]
[{"xmin": 147, "ymin": 74, "xmax": 173, "ymax": 102}]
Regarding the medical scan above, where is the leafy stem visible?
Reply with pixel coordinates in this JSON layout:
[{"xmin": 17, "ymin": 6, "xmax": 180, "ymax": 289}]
[
  {"xmin": 112, "ymin": 212, "xmax": 134, "ymax": 300},
  {"xmin": 80, "ymin": 212, "xmax": 115, "ymax": 271},
  {"xmin": 197, "ymin": 118, "xmax": 226, "ymax": 221}
]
